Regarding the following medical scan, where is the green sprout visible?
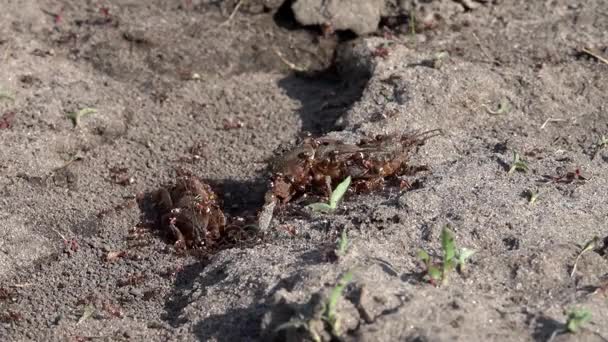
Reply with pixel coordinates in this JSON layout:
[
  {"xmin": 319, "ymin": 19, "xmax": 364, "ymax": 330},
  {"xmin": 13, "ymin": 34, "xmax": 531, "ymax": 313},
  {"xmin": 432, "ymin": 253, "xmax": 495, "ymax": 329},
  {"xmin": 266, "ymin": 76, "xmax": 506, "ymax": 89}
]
[
  {"xmin": 323, "ymin": 271, "xmax": 353, "ymax": 336},
  {"xmin": 484, "ymin": 98, "xmax": 511, "ymax": 115},
  {"xmin": 570, "ymin": 236, "xmax": 599, "ymax": 278},
  {"xmin": 591, "ymin": 135, "xmax": 608, "ymax": 159},
  {"xmin": 457, "ymin": 248, "xmax": 476, "ymax": 273},
  {"xmin": 508, "ymin": 151, "xmax": 528, "ymax": 174},
  {"xmin": 566, "ymin": 308, "xmax": 591, "ymax": 333},
  {"xmin": 66, "ymin": 107, "xmax": 97, "ymax": 127},
  {"xmin": 409, "ymin": 11, "xmax": 416, "ymax": 37},
  {"xmin": 274, "ymin": 271, "xmax": 354, "ymax": 341},
  {"xmin": 598, "ymin": 135, "xmax": 608, "ymax": 148},
  {"xmin": 336, "ymin": 229, "xmax": 349, "ymax": 256},
  {"xmin": 307, "ymin": 176, "xmax": 351, "ymax": 213},
  {"xmin": 0, "ymin": 90, "xmax": 14, "ymax": 102},
  {"xmin": 527, "ymin": 189, "xmax": 539, "ymax": 205},
  {"xmin": 77, "ymin": 304, "xmax": 95, "ymax": 325},
  {"xmin": 430, "ymin": 51, "xmax": 450, "ymax": 69},
  {"xmin": 418, "ymin": 226, "xmax": 475, "ymax": 286}
]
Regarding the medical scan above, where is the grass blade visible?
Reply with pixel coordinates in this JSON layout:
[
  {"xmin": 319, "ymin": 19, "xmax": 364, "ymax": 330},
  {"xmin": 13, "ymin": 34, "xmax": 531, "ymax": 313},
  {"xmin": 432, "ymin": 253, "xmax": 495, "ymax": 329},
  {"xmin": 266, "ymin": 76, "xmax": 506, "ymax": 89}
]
[
  {"xmin": 307, "ymin": 202, "xmax": 333, "ymax": 213},
  {"xmin": 329, "ymin": 176, "xmax": 351, "ymax": 209},
  {"xmin": 570, "ymin": 236, "xmax": 599, "ymax": 278},
  {"xmin": 67, "ymin": 107, "xmax": 97, "ymax": 127},
  {"xmin": 566, "ymin": 308, "xmax": 591, "ymax": 333},
  {"xmin": 441, "ymin": 226, "xmax": 456, "ymax": 284}
]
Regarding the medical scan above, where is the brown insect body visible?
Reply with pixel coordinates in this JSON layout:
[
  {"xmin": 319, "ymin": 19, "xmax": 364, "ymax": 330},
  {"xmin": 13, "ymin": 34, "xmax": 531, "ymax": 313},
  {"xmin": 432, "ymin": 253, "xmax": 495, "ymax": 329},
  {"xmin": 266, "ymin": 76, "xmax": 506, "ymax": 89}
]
[
  {"xmin": 268, "ymin": 130, "xmax": 440, "ymax": 203},
  {"xmin": 155, "ymin": 176, "xmax": 226, "ymax": 249}
]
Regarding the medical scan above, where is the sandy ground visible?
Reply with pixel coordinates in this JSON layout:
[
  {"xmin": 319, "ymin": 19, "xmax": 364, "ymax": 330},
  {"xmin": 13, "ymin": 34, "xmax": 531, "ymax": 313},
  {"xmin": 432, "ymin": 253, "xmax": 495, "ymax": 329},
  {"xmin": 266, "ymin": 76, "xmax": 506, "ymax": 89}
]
[{"xmin": 1, "ymin": 0, "xmax": 607, "ymax": 341}]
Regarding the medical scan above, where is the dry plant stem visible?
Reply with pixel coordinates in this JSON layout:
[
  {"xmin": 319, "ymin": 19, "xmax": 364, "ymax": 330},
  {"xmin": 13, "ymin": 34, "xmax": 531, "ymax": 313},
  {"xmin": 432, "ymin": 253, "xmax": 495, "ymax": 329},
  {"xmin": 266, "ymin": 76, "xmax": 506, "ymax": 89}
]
[
  {"xmin": 50, "ymin": 227, "xmax": 68, "ymax": 242},
  {"xmin": 220, "ymin": 0, "xmax": 244, "ymax": 27},
  {"xmin": 274, "ymin": 48, "xmax": 307, "ymax": 72},
  {"xmin": 540, "ymin": 118, "xmax": 567, "ymax": 129},
  {"xmin": 472, "ymin": 32, "xmax": 499, "ymax": 65},
  {"xmin": 581, "ymin": 47, "xmax": 608, "ymax": 65},
  {"xmin": 52, "ymin": 157, "xmax": 81, "ymax": 172}
]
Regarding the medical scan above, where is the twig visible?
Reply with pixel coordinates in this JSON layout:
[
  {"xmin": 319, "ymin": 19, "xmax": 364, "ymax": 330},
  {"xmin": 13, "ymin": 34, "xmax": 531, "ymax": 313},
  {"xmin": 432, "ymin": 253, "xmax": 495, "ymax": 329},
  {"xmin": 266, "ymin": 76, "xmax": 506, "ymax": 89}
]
[
  {"xmin": 274, "ymin": 48, "xmax": 307, "ymax": 72},
  {"xmin": 220, "ymin": 0, "xmax": 244, "ymax": 27},
  {"xmin": 50, "ymin": 156, "xmax": 82, "ymax": 173},
  {"xmin": 581, "ymin": 47, "xmax": 608, "ymax": 65},
  {"xmin": 0, "ymin": 90, "xmax": 14, "ymax": 101},
  {"xmin": 50, "ymin": 227, "xmax": 68, "ymax": 242},
  {"xmin": 540, "ymin": 118, "xmax": 567, "ymax": 129},
  {"xmin": 472, "ymin": 32, "xmax": 500, "ymax": 65}
]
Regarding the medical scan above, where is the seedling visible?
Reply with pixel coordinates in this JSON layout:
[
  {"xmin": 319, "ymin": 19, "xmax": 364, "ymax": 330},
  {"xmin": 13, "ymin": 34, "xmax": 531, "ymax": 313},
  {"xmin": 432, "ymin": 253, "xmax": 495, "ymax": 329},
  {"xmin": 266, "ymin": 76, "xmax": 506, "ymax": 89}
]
[
  {"xmin": 274, "ymin": 271, "xmax": 353, "ymax": 342},
  {"xmin": 418, "ymin": 226, "xmax": 475, "ymax": 286},
  {"xmin": 408, "ymin": 11, "xmax": 416, "ymax": 37},
  {"xmin": 0, "ymin": 90, "xmax": 14, "ymax": 102},
  {"xmin": 66, "ymin": 107, "xmax": 97, "ymax": 127},
  {"xmin": 508, "ymin": 151, "xmax": 528, "ymax": 174},
  {"xmin": 592, "ymin": 135, "xmax": 608, "ymax": 159},
  {"xmin": 430, "ymin": 51, "xmax": 450, "ymax": 68},
  {"xmin": 457, "ymin": 248, "xmax": 476, "ymax": 273},
  {"xmin": 77, "ymin": 304, "xmax": 95, "ymax": 325},
  {"xmin": 307, "ymin": 176, "xmax": 351, "ymax": 213},
  {"xmin": 484, "ymin": 98, "xmax": 511, "ymax": 115},
  {"xmin": 565, "ymin": 308, "xmax": 591, "ymax": 333},
  {"xmin": 570, "ymin": 236, "xmax": 599, "ymax": 278},
  {"xmin": 323, "ymin": 271, "xmax": 353, "ymax": 336},
  {"xmin": 336, "ymin": 229, "xmax": 349, "ymax": 256},
  {"xmin": 598, "ymin": 135, "xmax": 608, "ymax": 148},
  {"xmin": 527, "ymin": 189, "xmax": 539, "ymax": 205}
]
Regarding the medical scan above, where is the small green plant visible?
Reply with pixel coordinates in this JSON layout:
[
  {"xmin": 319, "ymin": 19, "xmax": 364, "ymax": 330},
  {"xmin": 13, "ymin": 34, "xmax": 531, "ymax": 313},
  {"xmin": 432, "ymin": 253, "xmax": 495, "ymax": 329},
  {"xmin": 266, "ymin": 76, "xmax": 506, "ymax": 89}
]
[
  {"xmin": 565, "ymin": 308, "xmax": 591, "ymax": 333},
  {"xmin": 591, "ymin": 135, "xmax": 608, "ymax": 159},
  {"xmin": 457, "ymin": 248, "xmax": 476, "ymax": 273},
  {"xmin": 570, "ymin": 236, "xmax": 599, "ymax": 278},
  {"xmin": 77, "ymin": 304, "xmax": 95, "ymax": 325},
  {"xmin": 485, "ymin": 98, "xmax": 511, "ymax": 115},
  {"xmin": 430, "ymin": 51, "xmax": 449, "ymax": 69},
  {"xmin": 323, "ymin": 271, "xmax": 353, "ymax": 336},
  {"xmin": 598, "ymin": 135, "xmax": 608, "ymax": 148},
  {"xmin": 527, "ymin": 189, "xmax": 539, "ymax": 205},
  {"xmin": 418, "ymin": 226, "xmax": 475, "ymax": 286},
  {"xmin": 274, "ymin": 271, "xmax": 354, "ymax": 342},
  {"xmin": 508, "ymin": 151, "xmax": 528, "ymax": 174},
  {"xmin": 336, "ymin": 229, "xmax": 349, "ymax": 256},
  {"xmin": 67, "ymin": 107, "xmax": 97, "ymax": 127},
  {"xmin": 307, "ymin": 176, "xmax": 351, "ymax": 213},
  {"xmin": 0, "ymin": 90, "xmax": 14, "ymax": 102},
  {"xmin": 408, "ymin": 11, "xmax": 416, "ymax": 37}
]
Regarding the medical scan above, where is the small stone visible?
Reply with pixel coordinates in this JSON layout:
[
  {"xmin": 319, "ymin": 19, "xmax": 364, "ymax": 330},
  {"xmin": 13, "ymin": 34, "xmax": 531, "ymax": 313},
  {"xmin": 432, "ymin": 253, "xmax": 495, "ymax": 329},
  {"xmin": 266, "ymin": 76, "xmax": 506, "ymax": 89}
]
[{"xmin": 292, "ymin": 0, "xmax": 383, "ymax": 35}]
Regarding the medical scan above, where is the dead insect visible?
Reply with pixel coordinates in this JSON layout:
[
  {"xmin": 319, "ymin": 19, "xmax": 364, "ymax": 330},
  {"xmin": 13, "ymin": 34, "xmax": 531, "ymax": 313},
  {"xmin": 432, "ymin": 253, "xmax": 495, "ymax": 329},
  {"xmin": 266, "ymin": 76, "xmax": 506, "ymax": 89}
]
[
  {"xmin": 221, "ymin": 117, "xmax": 244, "ymax": 130},
  {"xmin": 117, "ymin": 273, "xmax": 146, "ymax": 287},
  {"xmin": 257, "ymin": 130, "xmax": 440, "ymax": 230},
  {"xmin": 0, "ymin": 287, "xmax": 14, "ymax": 301},
  {"xmin": 104, "ymin": 251, "xmax": 127, "ymax": 262},
  {"xmin": 321, "ymin": 22, "xmax": 335, "ymax": 38},
  {"xmin": 160, "ymin": 265, "xmax": 184, "ymax": 279},
  {"xmin": 153, "ymin": 175, "xmax": 226, "ymax": 249},
  {"xmin": 63, "ymin": 238, "xmax": 79, "ymax": 255},
  {"xmin": 0, "ymin": 310, "xmax": 22, "ymax": 323},
  {"xmin": 127, "ymin": 224, "xmax": 149, "ymax": 241},
  {"xmin": 109, "ymin": 166, "xmax": 134, "ymax": 186},
  {"xmin": 542, "ymin": 167, "xmax": 587, "ymax": 184},
  {"xmin": 268, "ymin": 130, "xmax": 440, "ymax": 204},
  {"xmin": 101, "ymin": 302, "xmax": 123, "ymax": 318},
  {"xmin": 0, "ymin": 111, "xmax": 16, "ymax": 129},
  {"xmin": 372, "ymin": 45, "xmax": 390, "ymax": 59}
]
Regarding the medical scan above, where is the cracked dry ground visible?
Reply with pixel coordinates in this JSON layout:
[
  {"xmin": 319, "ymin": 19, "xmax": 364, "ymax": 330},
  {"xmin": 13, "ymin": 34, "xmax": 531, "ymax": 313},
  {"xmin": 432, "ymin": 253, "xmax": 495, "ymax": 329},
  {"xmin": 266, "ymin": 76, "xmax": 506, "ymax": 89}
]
[{"xmin": 1, "ymin": 1, "xmax": 608, "ymax": 341}]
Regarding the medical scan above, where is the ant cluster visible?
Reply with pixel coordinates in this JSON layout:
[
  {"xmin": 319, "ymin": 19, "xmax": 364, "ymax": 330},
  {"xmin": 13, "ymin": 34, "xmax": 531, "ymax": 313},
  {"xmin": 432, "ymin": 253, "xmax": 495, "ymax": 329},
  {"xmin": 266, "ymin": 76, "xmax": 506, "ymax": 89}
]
[{"xmin": 150, "ymin": 130, "xmax": 440, "ymax": 250}]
